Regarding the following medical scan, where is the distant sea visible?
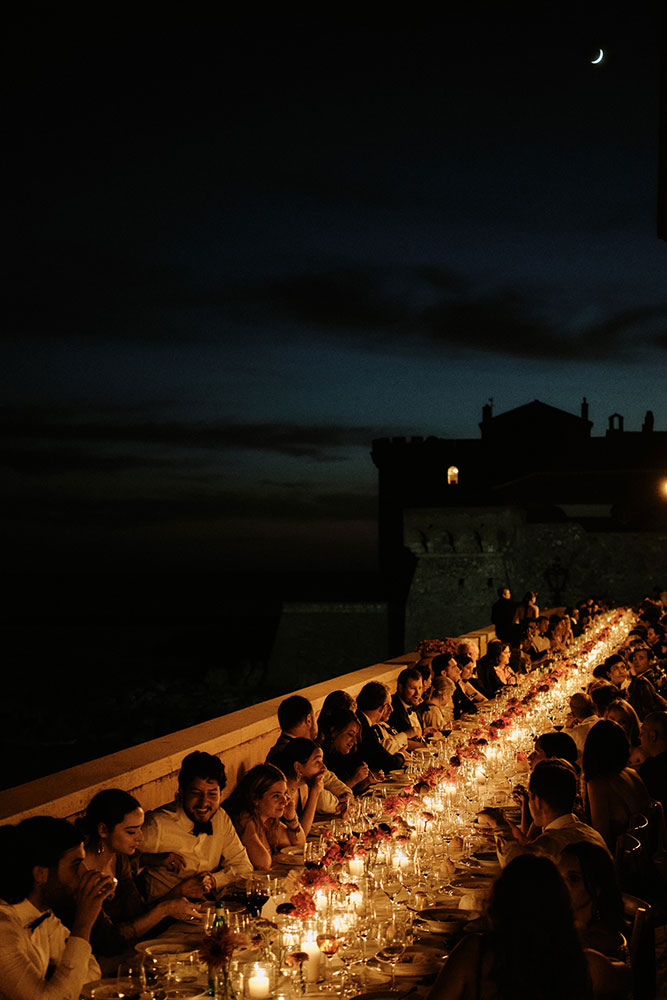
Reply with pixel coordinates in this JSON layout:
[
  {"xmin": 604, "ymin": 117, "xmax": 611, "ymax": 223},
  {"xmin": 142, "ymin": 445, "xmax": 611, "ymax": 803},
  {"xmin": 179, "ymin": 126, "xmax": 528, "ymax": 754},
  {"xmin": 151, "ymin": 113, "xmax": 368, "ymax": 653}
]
[{"xmin": 1, "ymin": 570, "xmax": 385, "ymax": 789}]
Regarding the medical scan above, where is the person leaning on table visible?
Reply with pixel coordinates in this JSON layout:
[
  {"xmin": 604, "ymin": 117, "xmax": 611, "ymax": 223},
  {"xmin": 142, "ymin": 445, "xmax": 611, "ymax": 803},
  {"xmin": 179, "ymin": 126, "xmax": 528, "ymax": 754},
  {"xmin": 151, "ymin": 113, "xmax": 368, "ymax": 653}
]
[
  {"xmin": 140, "ymin": 751, "xmax": 253, "ymax": 903},
  {"xmin": 0, "ymin": 816, "xmax": 115, "ymax": 1000}
]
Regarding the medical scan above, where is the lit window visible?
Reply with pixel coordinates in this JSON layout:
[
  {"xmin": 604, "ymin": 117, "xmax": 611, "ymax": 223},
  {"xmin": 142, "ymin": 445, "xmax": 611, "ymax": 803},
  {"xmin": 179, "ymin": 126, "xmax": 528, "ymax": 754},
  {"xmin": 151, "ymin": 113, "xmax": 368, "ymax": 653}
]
[{"xmin": 447, "ymin": 465, "xmax": 459, "ymax": 485}]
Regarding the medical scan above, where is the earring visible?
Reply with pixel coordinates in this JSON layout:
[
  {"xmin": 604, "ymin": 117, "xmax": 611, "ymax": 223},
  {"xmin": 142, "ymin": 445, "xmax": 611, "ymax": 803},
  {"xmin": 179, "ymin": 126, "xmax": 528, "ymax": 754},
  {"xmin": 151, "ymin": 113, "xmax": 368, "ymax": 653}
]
[{"xmin": 96, "ymin": 841, "xmax": 104, "ymax": 855}]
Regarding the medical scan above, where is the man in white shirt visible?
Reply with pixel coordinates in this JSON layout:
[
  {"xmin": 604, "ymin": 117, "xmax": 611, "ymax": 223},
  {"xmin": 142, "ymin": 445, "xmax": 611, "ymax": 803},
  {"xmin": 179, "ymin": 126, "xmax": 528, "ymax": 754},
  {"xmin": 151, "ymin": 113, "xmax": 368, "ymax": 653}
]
[
  {"xmin": 563, "ymin": 692, "xmax": 599, "ymax": 761},
  {"xmin": 141, "ymin": 752, "xmax": 253, "ymax": 902},
  {"xmin": 0, "ymin": 815, "xmax": 115, "ymax": 1000},
  {"xmin": 481, "ymin": 759, "xmax": 609, "ymax": 867}
]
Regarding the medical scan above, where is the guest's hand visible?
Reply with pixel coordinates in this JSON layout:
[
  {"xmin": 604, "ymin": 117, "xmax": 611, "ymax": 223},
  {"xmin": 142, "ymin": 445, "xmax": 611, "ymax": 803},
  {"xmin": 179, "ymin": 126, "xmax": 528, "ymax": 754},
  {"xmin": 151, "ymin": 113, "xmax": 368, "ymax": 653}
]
[
  {"xmin": 72, "ymin": 869, "xmax": 117, "ymax": 939},
  {"xmin": 157, "ymin": 851, "xmax": 186, "ymax": 873},
  {"xmin": 350, "ymin": 762, "xmax": 370, "ymax": 786},
  {"xmin": 336, "ymin": 795, "xmax": 351, "ymax": 818},
  {"xmin": 283, "ymin": 795, "xmax": 298, "ymax": 823},
  {"xmin": 177, "ymin": 872, "xmax": 214, "ymax": 899},
  {"xmin": 166, "ymin": 898, "xmax": 203, "ymax": 922},
  {"xmin": 309, "ymin": 772, "xmax": 326, "ymax": 795},
  {"xmin": 476, "ymin": 808, "xmax": 508, "ymax": 831}
]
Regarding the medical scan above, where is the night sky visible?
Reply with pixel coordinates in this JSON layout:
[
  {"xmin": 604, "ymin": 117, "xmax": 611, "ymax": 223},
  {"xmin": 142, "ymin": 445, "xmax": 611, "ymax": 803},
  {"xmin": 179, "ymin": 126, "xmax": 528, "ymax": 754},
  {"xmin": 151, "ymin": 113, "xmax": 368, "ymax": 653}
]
[{"xmin": 4, "ymin": 6, "xmax": 666, "ymax": 577}]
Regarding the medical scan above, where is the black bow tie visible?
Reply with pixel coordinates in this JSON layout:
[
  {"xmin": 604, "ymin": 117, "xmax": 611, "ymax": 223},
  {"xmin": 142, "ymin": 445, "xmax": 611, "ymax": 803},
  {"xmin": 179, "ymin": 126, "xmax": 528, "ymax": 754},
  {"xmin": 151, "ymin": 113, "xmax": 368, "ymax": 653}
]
[
  {"xmin": 192, "ymin": 820, "xmax": 213, "ymax": 836},
  {"xmin": 28, "ymin": 911, "xmax": 51, "ymax": 932}
]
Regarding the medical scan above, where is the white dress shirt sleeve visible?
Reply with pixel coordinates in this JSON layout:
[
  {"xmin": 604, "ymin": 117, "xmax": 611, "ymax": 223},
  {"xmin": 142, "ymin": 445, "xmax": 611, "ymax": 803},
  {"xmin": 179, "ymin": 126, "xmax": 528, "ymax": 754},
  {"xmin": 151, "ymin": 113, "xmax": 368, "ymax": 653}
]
[{"xmin": 0, "ymin": 910, "xmax": 99, "ymax": 1000}]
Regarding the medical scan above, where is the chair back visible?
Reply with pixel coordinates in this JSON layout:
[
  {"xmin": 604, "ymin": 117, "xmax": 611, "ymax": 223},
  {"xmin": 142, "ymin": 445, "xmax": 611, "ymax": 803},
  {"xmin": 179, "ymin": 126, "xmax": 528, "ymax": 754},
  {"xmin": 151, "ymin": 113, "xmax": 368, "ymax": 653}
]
[{"xmin": 622, "ymin": 892, "xmax": 655, "ymax": 1000}]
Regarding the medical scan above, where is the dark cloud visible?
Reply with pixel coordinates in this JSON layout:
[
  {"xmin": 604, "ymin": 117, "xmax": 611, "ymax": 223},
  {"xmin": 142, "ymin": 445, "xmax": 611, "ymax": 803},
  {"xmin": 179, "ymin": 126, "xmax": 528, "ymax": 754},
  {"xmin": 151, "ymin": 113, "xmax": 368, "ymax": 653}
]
[
  {"xmin": 234, "ymin": 265, "xmax": 667, "ymax": 362},
  {"xmin": 0, "ymin": 410, "xmax": 393, "ymax": 461}
]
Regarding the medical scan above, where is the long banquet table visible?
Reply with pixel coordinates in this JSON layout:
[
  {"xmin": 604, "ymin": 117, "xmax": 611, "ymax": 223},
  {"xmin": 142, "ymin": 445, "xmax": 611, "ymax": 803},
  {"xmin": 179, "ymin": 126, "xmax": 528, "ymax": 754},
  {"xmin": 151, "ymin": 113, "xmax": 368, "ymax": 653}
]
[{"xmin": 83, "ymin": 609, "xmax": 636, "ymax": 999}]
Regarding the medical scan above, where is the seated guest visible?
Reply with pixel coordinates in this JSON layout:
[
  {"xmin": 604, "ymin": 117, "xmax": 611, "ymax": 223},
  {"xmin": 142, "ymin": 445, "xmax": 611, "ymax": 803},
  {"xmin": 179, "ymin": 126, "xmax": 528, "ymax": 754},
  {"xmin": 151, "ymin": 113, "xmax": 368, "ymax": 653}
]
[
  {"xmin": 432, "ymin": 653, "xmax": 478, "ymax": 718},
  {"xmin": 356, "ymin": 681, "xmax": 406, "ymax": 773},
  {"xmin": 419, "ymin": 675, "xmax": 455, "ymax": 731},
  {"xmin": 140, "ymin": 751, "xmax": 253, "ymax": 902},
  {"xmin": 587, "ymin": 679, "xmax": 619, "ymax": 719},
  {"xmin": 638, "ymin": 710, "xmax": 667, "ymax": 811},
  {"xmin": 416, "ymin": 661, "xmax": 434, "ymax": 702},
  {"xmin": 558, "ymin": 841, "xmax": 627, "ymax": 959},
  {"xmin": 0, "ymin": 816, "xmax": 114, "ymax": 998},
  {"xmin": 459, "ymin": 656, "xmax": 488, "ymax": 703},
  {"xmin": 513, "ymin": 733, "xmax": 580, "ymax": 838},
  {"xmin": 77, "ymin": 790, "xmax": 201, "ymax": 957},
  {"xmin": 316, "ymin": 690, "xmax": 356, "ymax": 743},
  {"xmin": 548, "ymin": 613, "xmax": 573, "ymax": 651},
  {"xmin": 266, "ymin": 695, "xmax": 352, "ymax": 814},
  {"xmin": 529, "ymin": 731, "xmax": 579, "ymax": 770},
  {"xmin": 604, "ymin": 699, "xmax": 647, "ymax": 767},
  {"xmin": 583, "ymin": 720, "xmax": 652, "ymax": 851},
  {"xmin": 476, "ymin": 640, "xmax": 516, "ymax": 699},
  {"xmin": 456, "ymin": 639, "xmax": 480, "ymax": 672},
  {"xmin": 482, "ymin": 759, "xmax": 608, "ymax": 866},
  {"xmin": 508, "ymin": 646, "xmax": 532, "ymax": 676},
  {"xmin": 375, "ymin": 694, "xmax": 411, "ymax": 756},
  {"xmin": 528, "ymin": 617, "xmax": 552, "ymax": 662},
  {"xmin": 266, "ymin": 740, "xmax": 326, "ymax": 836},
  {"xmin": 224, "ymin": 764, "xmax": 304, "ymax": 870},
  {"xmin": 389, "ymin": 668, "xmax": 434, "ymax": 748},
  {"xmin": 627, "ymin": 646, "xmax": 667, "ymax": 720},
  {"xmin": 319, "ymin": 709, "xmax": 371, "ymax": 794},
  {"xmin": 598, "ymin": 654, "xmax": 629, "ymax": 693},
  {"xmin": 563, "ymin": 692, "xmax": 599, "ymax": 761},
  {"xmin": 426, "ymin": 854, "xmax": 627, "ymax": 1000}
]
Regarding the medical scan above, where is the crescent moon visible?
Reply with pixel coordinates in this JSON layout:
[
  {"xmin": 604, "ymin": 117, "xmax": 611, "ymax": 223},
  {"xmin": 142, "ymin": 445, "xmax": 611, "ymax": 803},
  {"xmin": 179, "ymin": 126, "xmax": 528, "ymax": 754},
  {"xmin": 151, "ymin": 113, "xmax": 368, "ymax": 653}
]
[{"xmin": 591, "ymin": 48, "xmax": 604, "ymax": 65}]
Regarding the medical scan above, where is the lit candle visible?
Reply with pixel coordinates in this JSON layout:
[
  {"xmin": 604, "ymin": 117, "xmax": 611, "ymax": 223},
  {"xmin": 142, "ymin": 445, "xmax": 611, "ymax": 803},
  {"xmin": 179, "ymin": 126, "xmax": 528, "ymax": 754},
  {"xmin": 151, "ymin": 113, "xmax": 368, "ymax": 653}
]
[
  {"xmin": 301, "ymin": 935, "xmax": 321, "ymax": 983},
  {"xmin": 248, "ymin": 965, "xmax": 270, "ymax": 999},
  {"xmin": 348, "ymin": 856, "xmax": 364, "ymax": 877},
  {"xmin": 349, "ymin": 890, "xmax": 363, "ymax": 911},
  {"xmin": 314, "ymin": 889, "xmax": 328, "ymax": 912}
]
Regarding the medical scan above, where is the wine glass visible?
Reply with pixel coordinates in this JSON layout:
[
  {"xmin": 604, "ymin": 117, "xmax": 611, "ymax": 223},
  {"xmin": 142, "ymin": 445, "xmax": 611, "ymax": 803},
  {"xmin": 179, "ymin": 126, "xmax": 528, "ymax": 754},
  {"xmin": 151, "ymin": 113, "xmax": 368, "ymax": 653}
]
[
  {"xmin": 316, "ymin": 922, "xmax": 345, "ymax": 991},
  {"xmin": 376, "ymin": 921, "xmax": 406, "ymax": 990},
  {"xmin": 116, "ymin": 960, "xmax": 146, "ymax": 1000},
  {"xmin": 338, "ymin": 932, "xmax": 364, "ymax": 995}
]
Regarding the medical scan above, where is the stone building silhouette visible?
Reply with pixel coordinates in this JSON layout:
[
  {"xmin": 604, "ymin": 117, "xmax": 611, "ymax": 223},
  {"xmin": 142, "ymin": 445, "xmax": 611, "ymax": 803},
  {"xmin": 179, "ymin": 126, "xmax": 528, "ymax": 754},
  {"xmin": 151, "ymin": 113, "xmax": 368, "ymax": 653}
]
[{"xmin": 372, "ymin": 399, "xmax": 667, "ymax": 653}]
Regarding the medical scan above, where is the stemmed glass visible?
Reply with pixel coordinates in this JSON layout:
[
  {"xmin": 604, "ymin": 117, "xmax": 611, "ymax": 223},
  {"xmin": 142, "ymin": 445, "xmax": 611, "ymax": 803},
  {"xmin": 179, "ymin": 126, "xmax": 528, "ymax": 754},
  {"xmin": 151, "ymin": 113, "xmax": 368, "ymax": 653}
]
[
  {"xmin": 316, "ymin": 920, "xmax": 345, "ymax": 991},
  {"xmin": 379, "ymin": 869, "xmax": 404, "ymax": 906},
  {"xmin": 376, "ymin": 920, "xmax": 406, "ymax": 990},
  {"xmin": 115, "ymin": 960, "xmax": 146, "ymax": 999}
]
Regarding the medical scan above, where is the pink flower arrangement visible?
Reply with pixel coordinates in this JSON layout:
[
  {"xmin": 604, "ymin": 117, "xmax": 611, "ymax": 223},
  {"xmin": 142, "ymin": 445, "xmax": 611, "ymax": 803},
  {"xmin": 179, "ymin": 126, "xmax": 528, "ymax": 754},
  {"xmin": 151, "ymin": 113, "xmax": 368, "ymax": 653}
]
[
  {"xmin": 289, "ymin": 891, "xmax": 317, "ymax": 919},
  {"xmin": 299, "ymin": 867, "xmax": 338, "ymax": 892},
  {"xmin": 199, "ymin": 924, "xmax": 249, "ymax": 969}
]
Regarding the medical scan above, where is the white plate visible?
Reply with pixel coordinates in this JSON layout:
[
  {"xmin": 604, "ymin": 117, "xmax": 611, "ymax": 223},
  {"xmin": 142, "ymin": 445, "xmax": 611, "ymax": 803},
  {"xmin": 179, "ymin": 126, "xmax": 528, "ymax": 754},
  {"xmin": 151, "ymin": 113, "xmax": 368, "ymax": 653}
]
[
  {"xmin": 82, "ymin": 982, "xmax": 209, "ymax": 1000},
  {"xmin": 370, "ymin": 944, "xmax": 444, "ymax": 977},
  {"xmin": 274, "ymin": 846, "xmax": 304, "ymax": 865},
  {"xmin": 417, "ymin": 905, "xmax": 481, "ymax": 931},
  {"xmin": 450, "ymin": 875, "xmax": 494, "ymax": 890},
  {"xmin": 134, "ymin": 938, "xmax": 194, "ymax": 955}
]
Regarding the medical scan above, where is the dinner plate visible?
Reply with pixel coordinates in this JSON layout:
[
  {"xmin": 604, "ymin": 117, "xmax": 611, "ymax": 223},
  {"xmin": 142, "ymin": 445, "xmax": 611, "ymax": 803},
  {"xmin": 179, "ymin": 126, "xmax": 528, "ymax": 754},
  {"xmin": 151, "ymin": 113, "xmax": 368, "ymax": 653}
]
[
  {"xmin": 274, "ymin": 847, "xmax": 304, "ymax": 865},
  {"xmin": 134, "ymin": 938, "xmax": 193, "ymax": 955},
  {"xmin": 350, "ymin": 991, "xmax": 403, "ymax": 1000},
  {"xmin": 368, "ymin": 944, "xmax": 444, "ymax": 978},
  {"xmin": 83, "ymin": 982, "xmax": 207, "ymax": 1000},
  {"xmin": 417, "ymin": 905, "xmax": 481, "ymax": 932},
  {"xmin": 450, "ymin": 875, "xmax": 494, "ymax": 890}
]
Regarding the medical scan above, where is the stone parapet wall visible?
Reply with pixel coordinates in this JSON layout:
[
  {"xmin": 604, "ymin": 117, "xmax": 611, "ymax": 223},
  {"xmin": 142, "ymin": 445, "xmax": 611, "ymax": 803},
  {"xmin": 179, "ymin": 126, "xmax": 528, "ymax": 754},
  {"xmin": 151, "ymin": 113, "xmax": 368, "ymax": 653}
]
[{"xmin": 0, "ymin": 621, "xmax": 499, "ymax": 826}]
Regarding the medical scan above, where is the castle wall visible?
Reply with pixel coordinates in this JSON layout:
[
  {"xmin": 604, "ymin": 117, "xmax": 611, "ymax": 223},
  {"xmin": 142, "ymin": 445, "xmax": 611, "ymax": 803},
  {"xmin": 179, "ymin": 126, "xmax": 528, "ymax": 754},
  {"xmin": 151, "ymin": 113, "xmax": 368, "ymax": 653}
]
[{"xmin": 403, "ymin": 506, "xmax": 667, "ymax": 645}]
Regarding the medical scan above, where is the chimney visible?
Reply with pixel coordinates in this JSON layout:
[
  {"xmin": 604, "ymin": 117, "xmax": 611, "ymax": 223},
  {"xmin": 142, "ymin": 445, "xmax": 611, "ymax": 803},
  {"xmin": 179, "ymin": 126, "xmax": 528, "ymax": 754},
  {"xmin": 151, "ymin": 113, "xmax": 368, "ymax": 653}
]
[{"xmin": 581, "ymin": 397, "xmax": 589, "ymax": 422}]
